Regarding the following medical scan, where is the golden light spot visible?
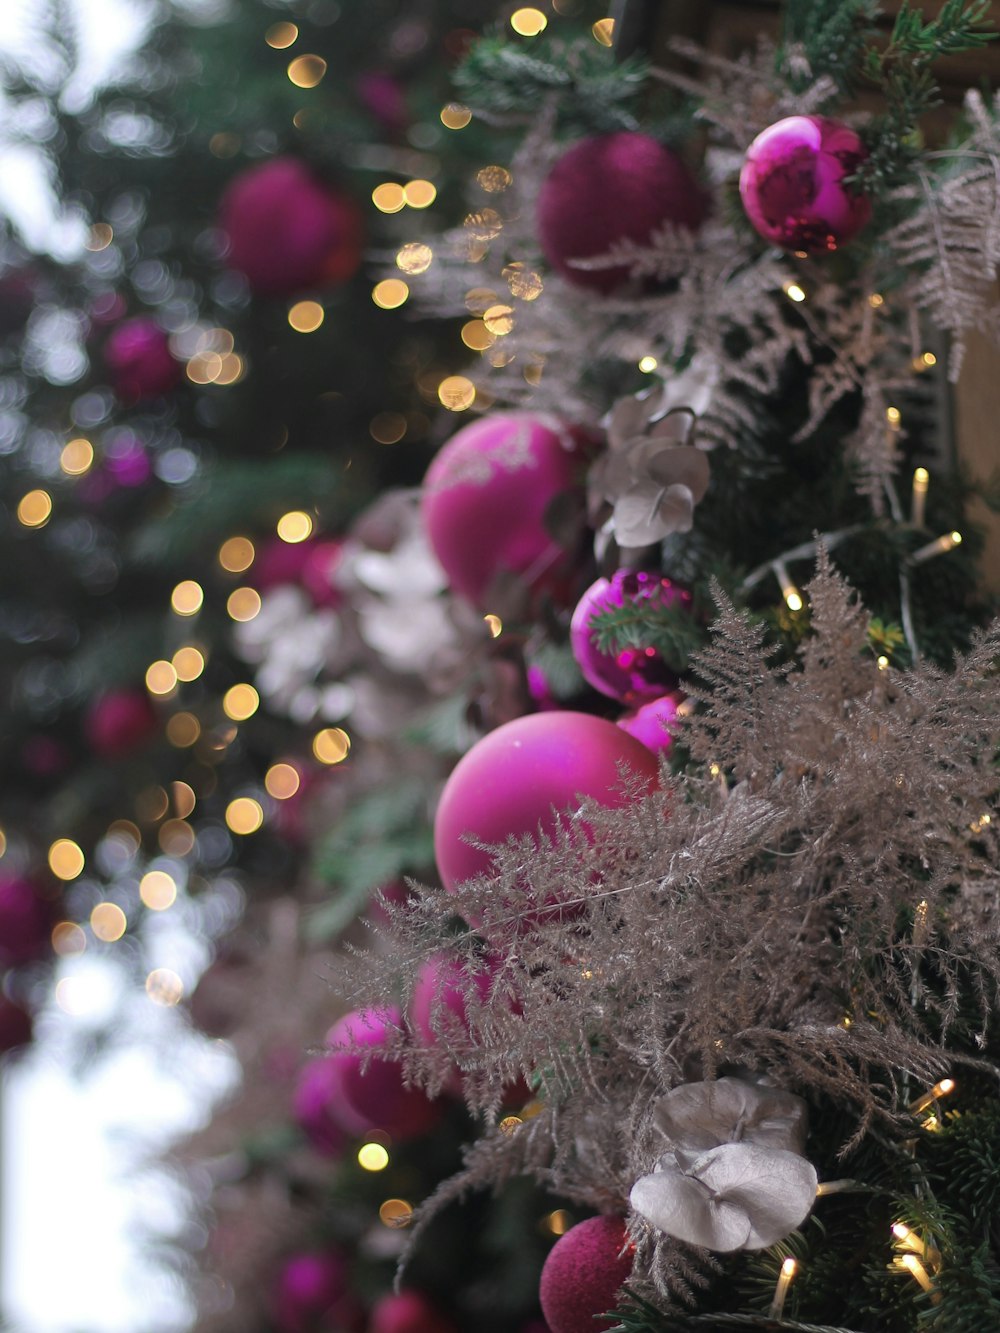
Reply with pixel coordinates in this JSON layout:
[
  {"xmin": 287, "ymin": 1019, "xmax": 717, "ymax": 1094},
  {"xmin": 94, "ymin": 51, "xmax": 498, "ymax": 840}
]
[
  {"xmin": 379, "ymin": 1198, "xmax": 413, "ymax": 1227},
  {"xmin": 186, "ymin": 352, "xmax": 223, "ymax": 385},
  {"xmin": 265, "ymin": 763, "xmax": 301, "ymax": 800},
  {"xmin": 438, "ymin": 375, "xmax": 476, "ymax": 411},
  {"xmin": 440, "ymin": 103, "xmax": 472, "ymax": 130},
  {"xmin": 17, "ymin": 490, "xmax": 52, "ymax": 529},
  {"xmin": 499, "ymin": 1115, "xmax": 523, "ymax": 1136},
  {"xmin": 951, "ymin": 530, "xmax": 963, "ymax": 545},
  {"xmin": 48, "ymin": 839, "xmax": 85, "ymax": 880},
  {"xmin": 209, "ymin": 132, "xmax": 241, "ymax": 158},
  {"xmin": 358, "ymin": 1142, "xmax": 390, "ymax": 1171},
  {"xmin": 172, "ymin": 646, "xmax": 205, "ymax": 682},
  {"xmin": 91, "ymin": 902, "xmax": 127, "ymax": 942},
  {"xmin": 214, "ymin": 353, "xmax": 244, "ymax": 385},
  {"xmin": 226, "ymin": 797, "xmax": 264, "ymax": 834},
  {"xmin": 85, "ymin": 223, "xmax": 114, "ymax": 251},
  {"xmin": 369, "ymin": 412, "xmax": 407, "ymax": 444},
  {"xmin": 313, "ymin": 727, "xmax": 351, "ymax": 764},
  {"xmin": 461, "ymin": 319, "xmax": 495, "ymax": 351},
  {"xmin": 886, "ymin": 405, "xmax": 901, "ymax": 425},
  {"xmin": 484, "ymin": 614, "xmax": 503, "ymax": 638},
  {"xmin": 140, "ymin": 870, "xmax": 177, "ymax": 911},
  {"xmin": 477, "ymin": 165, "xmax": 512, "ymax": 193},
  {"xmin": 403, "ymin": 179, "xmax": 437, "ymax": 209},
  {"xmin": 136, "ymin": 786, "xmax": 170, "ymax": 822},
  {"xmin": 158, "ymin": 819, "xmax": 195, "ymax": 856},
  {"xmin": 372, "ymin": 279, "xmax": 409, "ymax": 310},
  {"xmin": 287, "ymin": 54, "xmax": 326, "ymax": 88},
  {"xmin": 396, "ymin": 243, "xmax": 433, "ymax": 275},
  {"xmin": 465, "ymin": 208, "xmax": 503, "ymax": 242},
  {"xmin": 542, "ymin": 1209, "xmax": 571, "ymax": 1236},
  {"xmin": 592, "ymin": 16, "xmax": 615, "ymax": 45},
  {"xmin": 877, "ymin": 655, "xmax": 889, "ymax": 670},
  {"xmin": 0, "ymin": 828, "xmax": 6, "ymax": 857},
  {"xmin": 638, "ymin": 355, "xmax": 658, "ymax": 373},
  {"xmin": 869, "ymin": 292, "xmax": 885, "ymax": 308},
  {"xmin": 265, "ymin": 20, "xmax": 298, "ymax": 48},
  {"xmin": 511, "ymin": 7, "xmax": 547, "ymax": 35},
  {"xmin": 52, "ymin": 921, "xmax": 87, "ymax": 956},
  {"xmin": 60, "ymin": 437, "xmax": 95, "ymax": 476},
  {"xmin": 785, "ymin": 590, "xmax": 804, "ymax": 613},
  {"xmin": 503, "ymin": 263, "xmax": 544, "ymax": 301},
  {"xmin": 219, "ymin": 536, "xmax": 255, "ymax": 573},
  {"xmin": 783, "ymin": 281, "xmax": 807, "ymax": 303},
  {"xmin": 166, "ymin": 712, "xmax": 201, "ymax": 747},
  {"xmin": 108, "ymin": 819, "xmax": 141, "ymax": 849},
  {"xmin": 172, "ymin": 781, "xmax": 196, "ymax": 818},
  {"xmin": 465, "ymin": 286, "xmax": 498, "ymax": 314},
  {"xmin": 171, "ymin": 580, "xmax": 204, "ymax": 616},
  {"xmin": 483, "ymin": 304, "xmax": 515, "ymax": 336},
  {"xmin": 372, "ymin": 182, "xmax": 406, "ymax": 213},
  {"xmin": 146, "ymin": 968, "xmax": 184, "ymax": 1006},
  {"xmin": 223, "ymin": 683, "xmax": 259, "ymax": 721},
  {"xmin": 288, "ymin": 300, "xmax": 324, "ymax": 333},
  {"xmin": 921, "ymin": 352, "xmax": 937, "ymax": 368},
  {"xmin": 276, "ymin": 510, "xmax": 313, "ymax": 544},
  {"xmin": 227, "ymin": 586, "xmax": 262, "ymax": 622},
  {"xmin": 486, "ymin": 345, "xmax": 515, "ymax": 368},
  {"xmin": 146, "ymin": 660, "xmax": 178, "ymax": 697}
]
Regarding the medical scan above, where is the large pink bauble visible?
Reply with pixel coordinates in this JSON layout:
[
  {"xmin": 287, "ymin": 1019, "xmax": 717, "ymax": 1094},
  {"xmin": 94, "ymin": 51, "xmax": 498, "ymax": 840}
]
[
  {"xmin": 272, "ymin": 1249, "xmax": 361, "ymax": 1333},
  {"xmin": 368, "ymin": 1289, "xmax": 458, "ymax": 1333},
  {"xmin": 421, "ymin": 413, "xmax": 584, "ymax": 608},
  {"xmin": 537, "ymin": 132, "xmax": 707, "ymax": 293},
  {"xmin": 539, "ymin": 1216, "xmax": 632, "ymax": 1333},
  {"xmin": 739, "ymin": 115, "xmax": 872, "ymax": 253},
  {"xmin": 84, "ymin": 688, "xmax": 158, "ymax": 759},
  {"xmin": 570, "ymin": 570, "xmax": 691, "ymax": 704},
  {"xmin": 616, "ymin": 693, "xmax": 680, "ymax": 757},
  {"xmin": 218, "ymin": 157, "xmax": 363, "ymax": 297},
  {"xmin": 434, "ymin": 712, "xmax": 659, "ymax": 897},
  {"xmin": 104, "ymin": 317, "xmax": 180, "ymax": 402},
  {"xmin": 0, "ymin": 875, "xmax": 52, "ymax": 967},
  {"xmin": 326, "ymin": 1007, "xmax": 441, "ymax": 1141}
]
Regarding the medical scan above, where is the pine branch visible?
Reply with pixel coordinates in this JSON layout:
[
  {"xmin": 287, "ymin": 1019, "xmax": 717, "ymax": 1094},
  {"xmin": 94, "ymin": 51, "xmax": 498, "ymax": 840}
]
[
  {"xmin": 780, "ymin": 0, "xmax": 880, "ymax": 95},
  {"xmin": 588, "ymin": 599, "xmax": 705, "ymax": 673},
  {"xmin": 608, "ymin": 1288, "xmax": 868, "ymax": 1333}
]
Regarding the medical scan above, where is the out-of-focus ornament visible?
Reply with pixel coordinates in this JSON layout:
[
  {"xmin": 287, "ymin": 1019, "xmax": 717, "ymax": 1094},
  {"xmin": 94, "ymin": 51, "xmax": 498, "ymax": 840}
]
[
  {"xmin": 739, "ymin": 115, "xmax": 872, "ymax": 253},
  {"xmin": 356, "ymin": 71, "xmax": 409, "ymax": 137},
  {"xmin": 617, "ymin": 693, "xmax": 680, "ymax": 756},
  {"xmin": 537, "ymin": 132, "xmax": 706, "ymax": 292},
  {"xmin": 218, "ymin": 157, "xmax": 363, "ymax": 297},
  {"xmin": 570, "ymin": 571, "xmax": 691, "ymax": 703},
  {"xmin": 538, "ymin": 1215, "xmax": 632, "ymax": 1333},
  {"xmin": 251, "ymin": 537, "xmax": 344, "ymax": 608},
  {"xmin": 0, "ymin": 993, "xmax": 32, "ymax": 1054},
  {"xmin": 0, "ymin": 875, "xmax": 52, "ymax": 967},
  {"xmin": 104, "ymin": 317, "xmax": 181, "ymax": 402},
  {"xmin": 291, "ymin": 1056, "xmax": 351, "ymax": 1155},
  {"xmin": 272, "ymin": 1249, "xmax": 361, "ymax": 1333},
  {"xmin": 368, "ymin": 1288, "xmax": 459, "ymax": 1333},
  {"xmin": 325, "ymin": 1007, "xmax": 442, "ymax": 1141},
  {"xmin": 84, "ymin": 688, "xmax": 158, "ymax": 759},
  {"xmin": 409, "ymin": 952, "xmax": 512, "ymax": 1094},
  {"xmin": 421, "ymin": 413, "xmax": 586, "ymax": 608}
]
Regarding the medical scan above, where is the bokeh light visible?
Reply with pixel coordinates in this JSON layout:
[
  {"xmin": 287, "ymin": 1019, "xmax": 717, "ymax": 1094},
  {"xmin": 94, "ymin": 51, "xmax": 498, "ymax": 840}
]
[
  {"xmin": 276, "ymin": 511, "xmax": 313, "ymax": 544},
  {"xmin": 140, "ymin": 870, "xmax": 177, "ymax": 911},
  {"xmin": 60, "ymin": 438, "xmax": 95, "ymax": 475},
  {"xmin": 227, "ymin": 587, "xmax": 262, "ymax": 621},
  {"xmin": 146, "ymin": 968, "xmax": 184, "ymax": 1006},
  {"xmin": 170, "ymin": 580, "xmax": 204, "ymax": 616},
  {"xmin": 223, "ymin": 684, "xmax": 259, "ymax": 721},
  {"xmin": 312, "ymin": 727, "xmax": 351, "ymax": 764},
  {"xmin": 225, "ymin": 798, "xmax": 264, "ymax": 834},
  {"xmin": 146, "ymin": 660, "xmax": 178, "ymax": 696},
  {"xmin": 17, "ymin": 490, "xmax": 52, "ymax": 529},
  {"xmin": 287, "ymin": 55, "xmax": 326, "ymax": 87},
  {"xmin": 91, "ymin": 903, "xmax": 127, "ymax": 942},
  {"xmin": 265, "ymin": 763, "xmax": 301, "ymax": 799},
  {"xmin": 372, "ymin": 279, "xmax": 409, "ymax": 310},
  {"xmin": 48, "ymin": 839, "xmax": 85, "ymax": 880},
  {"xmin": 219, "ymin": 536, "xmax": 255, "ymax": 572},
  {"xmin": 288, "ymin": 301, "xmax": 325, "ymax": 333}
]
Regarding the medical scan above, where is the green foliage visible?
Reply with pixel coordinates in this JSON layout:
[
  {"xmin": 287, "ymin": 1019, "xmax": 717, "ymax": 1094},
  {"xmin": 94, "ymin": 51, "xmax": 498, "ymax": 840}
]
[
  {"xmin": 588, "ymin": 597, "xmax": 705, "ymax": 674},
  {"xmin": 781, "ymin": 0, "xmax": 880, "ymax": 94}
]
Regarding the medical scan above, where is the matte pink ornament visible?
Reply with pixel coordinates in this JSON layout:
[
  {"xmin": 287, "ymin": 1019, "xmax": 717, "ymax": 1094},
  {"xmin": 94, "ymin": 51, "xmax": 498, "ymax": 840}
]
[
  {"xmin": 219, "ymin": 157, "xmax": 363, "ymax": 297},
  {"xmin": 84, "ymin": 688, "xmax": 159, "ymax": 759},
  {"xmin": 739, "ymin": 115, "xmax": 872, "ymax": 253},
  {"xmin": 537, "ymin": 132, "xmax": 707, "ymax": 293},
  {"xmin": 539, "ymin": 1216, "xmax": 633, "ymax": 1333},
  {"xmin": 421, "ymin": 413, "xmax": 585, "ymax": 608},
  {"xmin": 326, "ymin": 1007, "xmax": 442, "ymax": 1141},
  {"xmin": 252, "ymin": 536, "xmax": 344, "ymax": 607},
  {"xmin": 570, "ymin": 570, "xmax": 691, "ymax": 704},
  {"xmin": 368, "ymin": 1289, "xmax": 458, "ymax": 1333},
  {"xmin": 409, "ymin": 953, "xmax": 513, "ymax": 1094},
  {"xmin": 105, "ymin": 317, "xmax": 180, "ymax": 402},
  {"xmin": 292, "ymin": 1057, "xmax": 352, "ymax": 1156},
  {"xmin": 0, "ymin": 993, "xmax": 32, "ymax": 1054},
  {"xmin": 272, "ymin": 1249, "xmax": 360, "ymax": 1333},
  {"xmin": 433, "ymin": 711, "xmax": 659, "ymax": 898},
  {"xmin": 617, "ymin": 693, "xmax": 681, "ymax": 757},
  {"xmin": 0, "ymin": 875, "xmax": 52, "ymax": 967}
]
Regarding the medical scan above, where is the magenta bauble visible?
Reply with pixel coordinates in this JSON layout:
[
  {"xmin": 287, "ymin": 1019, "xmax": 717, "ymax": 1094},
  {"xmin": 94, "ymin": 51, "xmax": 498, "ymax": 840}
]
[
  {"xmin": 409, "ymin": 953, "xmax": 507, "ymax": 1093},
  {"xmin": 368, "ymin": 1289, "xmax": 458, "ymax": 1333},
  {"xmin": 433, "ymin": 711, "xmax": 659, "ymax": 898},
  {"xmin": 616, "ymin": 693, "xmax": 680, "ymax": 756},
  {"xmin": 104, "ymin": 317, "xmax": 181, "ymax": 402},
  {"xmin": 325, "ymin": 1007, "xmax": 441, "ymax": 1141},
  {"xmin": 272, "ymin": 1249, "xmax": 360, "ymax": 1333},
  {"xmin": 539, "ymin": 1216, "xmax": 633, "ymax": 1333},
  {"xmin": 0, "ymin": 993, "xmax": 32, "ymax": 1054},
  {"xmin": 739, "ymin": 115, "xmax": 872, "ymax": 253},
  {"xmin": 219, "ymin": 157, "xmax": 363, "ymax": 297},
  {"xmin": 570, "ymin": 571, "xmax": 691, "ymax": 704},
  {"xmin": 84, "ymin": 688, "xmax": 158, "ymax": 759},
  {"xmin": 291, "ymin": 1057, "xmax": 352, "ymax": 1155},
  {"xmin": 421, "ymin": 413, "xmax": 585, "ymax": 608},
  {"xmin": 251, "ymin": 536, "xmax": 344, "ymax": 608},
  {"xmin": 537, "ymin": 132, "xmax": 706, "ymax": 293},
  {"xmin": 0, "ymin": 875, "xmax": 52, "ymax": 967}
]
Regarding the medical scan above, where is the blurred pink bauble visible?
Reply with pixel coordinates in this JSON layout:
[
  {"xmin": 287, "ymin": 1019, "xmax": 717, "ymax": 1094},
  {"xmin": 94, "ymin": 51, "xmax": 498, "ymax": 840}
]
[
  {"xmin": 539, "ymin": 1216, "xmax": 632, "ymax": 1333},
  {"xmin": 251, "ymin": 536, "xmax": 343, "ymax": 607},
  {"xmin": 409, "ymin": 952, "xmax": 499, "ymax": 1094},
  {"xmin": 219, "ymin": 157, "xmax": 363, "ymax": 297},
  {"xmin": 433, "ymin": 711, "xmax": 659, "ymax": 902},
  {"xmin": 537, "ymin": 132, "xmax": 706, "ymax": 293},
  {"xmin": 325, "ymin": 1007, "xmax": 442, "ymax": 1141},
  {"xmin": 292, "ymin": 1056, "xmax": 352, "ymax": 1156},
  {"xmin": 0, "ymin": 993, "xmax": 33, "ymax": 1054},
  {"xmin": 0, "ymin": 875, "xmax": 52, "ymax": 967},
  {"xmin": 273, "ymin": 1249, "xmax": 361, "ymax": 1333},
  {"xmin": 570, "ymin": 571, "xmax": 691, "ymax": 704},
  {"xmin": 367, "ymin": 1289, "xmax": 458, "ymax": 1333},
  {"xmin": 104, "ymin": 317, "xmax": 181, "ymax": 402},
  {"xmin": 616, "ymin": 693, "xmax": 680, "ymax": 757},
  {"xmin": 421, "ymin": 413, "xmax": 585, "ymax": 608},
  {"xmin": 739, "ymin": 115, "xmax": 872, "ymax": 253},
  {"xmin": 84, "ymin": 688, "xmax": 159, "ymax": 759},
  {"xmin": 356, "ymin": 71, "xmax": 409, "ymax": 137}
]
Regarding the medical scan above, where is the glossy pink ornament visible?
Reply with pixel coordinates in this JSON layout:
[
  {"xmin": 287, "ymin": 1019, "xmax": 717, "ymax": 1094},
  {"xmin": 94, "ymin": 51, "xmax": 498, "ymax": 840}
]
[
  {"xmin": 0, "ymin": 875, "xmax": 52, "ymax": 967},
  {"xmin": 0, "ymin": 993, "xmax": 32, "ymax": 1054},
  {"xmin": 537, "ymin": 132, "xmax": 707, "ymax": 293},
  {"xmin": 421, "ymin": 413, "xmax": 585, "ymax": 608},
  {"xmin": 433, "ymin": 711, "xmax": 659, "ymax": 898},
  {"xmin": 105, "ymin": 317, "xmax": 180, "ymax": 403},
  {"xmin": 616, "ymin": 694, "xmax": 680, "ymax": 757},
  {"xmin": 539, "ymin": 1216, "xmax": 632, "ymax": 1333},
  {"xmin": 219, "ymin": 157, "xmax": 363, "ymax": 297},
  {"xmin": 570, "ymin": 571, "xmax": 691, "ymax": 704},
  {"xmin": 273, "ymin": 1249, "xmax": 360, "ymax": 1333},
  {"xmin": 326, "ymin": 1007, "xmax": 441, "ymax": 1141},
  {"xmin": 739, "ymin": 115, "xmax": 872, "ymax": 253},
  {"xmin": 84, "ymin": 688, "xmax": 158, "ymax": 759},
  {"xmin": 368, "ymin": 1289, "xmax": 458, "ymax": 1333}
]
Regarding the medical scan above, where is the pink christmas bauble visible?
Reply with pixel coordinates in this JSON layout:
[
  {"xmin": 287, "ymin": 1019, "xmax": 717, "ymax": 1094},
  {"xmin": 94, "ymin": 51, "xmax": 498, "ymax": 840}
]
[
  {"xmin": 251, "ymin": 536, "xmax": 344, "ymax": 607},
  {"xmin": 421, "ymin": 413, "xmax": 585, "ymax": 608},
  {"xmin": 367, "ymin": 1289, "xmax": 458, "ymax": 1333},
  {"xmin": 292, "ymin": 1057, "xmax": 352, "ymax": 1156},
  {"xmin": 0, "ymin": 993, "xmax": 33, "ymax": 1054},
  {"xmin": 433, "ymin": 711, "xmax": 659, "ymax": 899},
  {"xmin": 0, "ymin": 875, "xmax": 52, "ymax": 967},
  {"xmin": 537, "ymin": 132, "xmax": 707, "ymax": 293},
  {"xmin": 273, "ymin": 1249, "xmax": 359, "ymax": 1333},
  {"xmin": 84, "ymin": 688, "xmax": 158, "ymax": 759},
  {"xmin": 739, "ymin": 115, "xmax": 872, "ymax": 253},
  {"xmin": 219, "ymin": 158, "xmax": 363, "ymax": 297},
  {"xmin": 616, "ymin": 694, "xmax": 680, "ymax": 757},
  {"xmin": 570, "ymin": 571, "xmax": 691, "ymax": 704},
  {"xmin": 326, "ymin": 1007, "xmax": 441, "ymax": 1141},
  {"xmin": 105, "ymin": 317, "xmax": 181, "ymax": 402},
  {"xmin": 409, "ymin": 953, "xmax": 511, "ymax": 1094},
  {"xmin": 539, "ymin": 1216, "xmax": 632, "ymax": 1333}
]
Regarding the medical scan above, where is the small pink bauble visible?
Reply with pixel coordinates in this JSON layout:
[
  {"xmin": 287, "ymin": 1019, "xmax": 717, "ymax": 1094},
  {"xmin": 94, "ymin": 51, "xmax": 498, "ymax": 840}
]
[
  {"xmin": 739, "ymin": 115, "xmax": 872, "ymax": 253},
  {"xmin": 539, "ymin": 1216, "xmax": 632, "ymax": 1333},
  {"xmin": 421, "ymin": 413, "xmax": 585, "ymax": 608},
  {"xmin": 0, "ymin": 993, "xmax": 33, "ymax": 1054},
  {"xmin": 570, "ymin": 571, "xmax": 691, "ymax": 704},
  {"xmin": 326, "ymin": 1007, "xmax": 441, "ymax": 1141},
  {"xmin": 368, "ymin": 1289, "xmax": 458, "ymax": 1333},
  {"xmin": 0, "ymin": 875, "xmax": 52, "ymax": 967},
  {"xmin": 219, "ymin": 157, "xmax": 363, "ymax": 297},
  {"xmin": 105, "ymin": 317, "xmax": 180, "ymax": 402},
  {"xmin": 537, "ymin": 132, "xmax": 707, "ymax": 293},
  {"xmin": 292, "ymin": 1057, "xmax": 351, "ymax": 1156},
  {"xmin": 251, "ymin": 536, "xmax": 343, "ymax": 607},
  {"xmin": 84, "ymin": 688, "xmax": 158, "ymax": 759},
  {"xmin": 273, "ymin": 1250, "xmax": 358, "ymax": 1333},
  {"xmin": 616, "ymin": 694, "xmax": 680, "ymax": 756},
  {"xmin": 433, "ymin": 711, "xmax": 659, "ymax": 896}
]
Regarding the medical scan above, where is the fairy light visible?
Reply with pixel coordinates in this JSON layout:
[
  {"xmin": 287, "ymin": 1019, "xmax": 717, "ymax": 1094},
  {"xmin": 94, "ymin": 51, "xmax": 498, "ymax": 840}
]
[
  {"xmin": 225, "ymin": 798, "xmax": 264, "ymax": 834},
  {"xmin": 440, "ymin": 103, "xmax": 472, "ymax": 130},
  {"xmin": 461, "ymin": 319, "xmax": 495, "ymax": 351},
  {"xmin": 60, "ymin": 438, "xmax": 94, "ymax": 475},
  {"xmin": 140, "ymin": 870, "xmax": 177, "ymax": 911},
  {"xmin": 592, "ymin": 17, "xmax": 615, "ymax": 45},
  {"xmin": 146, "ymin": 968, "xmax": 183, "ymax": 1006},
  {"xmin": 911, "ymin": 467, "xmax": 929, "ymax": 528},
  {"xmin": 477, "ymin": 166, "xmax": 512, "ymax": 193},
  {"xmin": 638, "ymin": 355, "xmax": 658, "ymax": 373},
  {"xmin": 774, "ymin": 559, "xmax": 803, "ymax": 612},
  {"xmin": 48, "ymin": 839, "xmax": 85, "ymax": 880},
  {"xmin": 900, "ymin": 1252, "xmax": 937, "ymax": 1298},
  {"xmin": 218, "ymin": 536, "xmax": 255, "ymax": 573},
  {"xmin": 166, "ymin": 712, "xmax": 201, "ymax": 746},
  {"xmin": 970, "ymin": 812, "xmax": 993, "ymax": 833},
  {"xmin": 769, "ymin": 1258, "xmax": 797, "ymax": 1319},
  {"xmin": 372, "ymin": 279, "xmax": 409, "ymax": 310},
  {"xmin": 90, "ymin": 902, "xmax": 127, "ymax": 942},
  {"xmin": 877, "ymin": 654, "xmax": 890, "ymax": 670},
  {"xmin": 287, "ymin": 55, "xmax": 326, "ymax": 88},
  {"xmin": 313, "ymin": 727, "xmax": 351, "ymax": 764},
  {"xmin": 17, "ymin": 490, "xmax": 52, "ymax": 528},
  {"xmin": 379, "ymin": 1198, "xmax": 413, "ymax": 1227},
  {"xmin": 172, "ymin": 646, "xmax": 205, "ymax": 682},
  {"xmin": 288, "ymin": 301, "xmax": 324, "ymax": 333},
  {"xmin": 909, "ymin": 1077, "xmax": 955, "ymax": 1116},
  {"xmin": 358, "ymin": 1142, "xmax": 390, "ymax": 1171},
  {"xmin": 85, "ymin": 223, "xmax": 114, "ymax": 251},
  {"xmin": 511, "ymin": 8, "xmax": 547, "ymax": 35},
  {"xmin": 542, "ymin": 1210, "xmax": 571, "ymax": 1235},
  {"xmin": 227, "ymin": 587, "xmax": 262, "ymax": 621},
  {"xmin": 372, "ymin": 182, "xmax": 406, "ymax": 213},
  {"xmin": 52, "ymin": 921, "xmax": 86, "ymax": 956},
  {"xmin": 438, "ymin": 376, "xmax": 476, "ymax": 411},
  {"xmin": 222, "ymin": 683, "xmax": 259, "ymax": 721},
  {"xmin": 171, "ymin": 580, "xmax": 204, "ymax": 615},
  {"xmin": 782, "ymin": 281, "xmax": 807, "ymax": 303},
  {"xmin": 276, "ymin": 511, "xmax": 313, "ymax": 543},
  {"xmin": 483, "ymin": 614, "xmax": 503, "ymax": 638},
  {"xmin": 499, "ymin": 1116, "xmax": 522, "ymax": 1135},
  {"xmin": 869, "ymin": 292, "xmax": 885, "ymax": 308},
  {"xmin": 909, "ymin": 531, "xmax": 962, "ymax": 565},
  {"xmin": 145, "ymin": 660, "xmax": 178, "ymax": 696},
  {"xmin": 403, "ymin": 180, "xmax": 437, "ymax": 209},
  {"xmin": 265, "ymin": 763, "xmax": 300, "ymax": 799},
  {"xmin": 396, "ymin": 243, "xmax": 433, "ymax": 275},
  {"xmin": 265, "ymin": 21, "xmax": 297, "ymax": 48}
]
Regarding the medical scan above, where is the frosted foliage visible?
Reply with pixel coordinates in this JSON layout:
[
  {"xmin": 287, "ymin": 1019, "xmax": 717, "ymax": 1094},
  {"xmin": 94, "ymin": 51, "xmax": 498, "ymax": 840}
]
[{"xmin": 345, "ymin": 561, "xmax": 1000, "ymax": 1302}]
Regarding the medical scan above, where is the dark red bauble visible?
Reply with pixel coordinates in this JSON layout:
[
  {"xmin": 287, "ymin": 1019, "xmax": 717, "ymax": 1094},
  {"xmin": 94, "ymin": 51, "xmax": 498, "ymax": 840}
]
[
  {"xmin": 219, "ymin": 157, "xmax": 364, "ymax": 297},
  {"xmin": 0, "ymin": 875, "xmax": 52, "ymax": 967},
  {"xmin": 105, "ymin": 317, "xmax": 181, "ymax": 402},
  {"xmin": 537, "ymin": 132, "xmax": 707, "ymax": 293},
  {"xmin": 84, "ymin": 688, "xmax": 159, "ymax": 759},
  {"xmin": 539, "ymin": 1216, "xmax": 633, "ymax": 1333},
  {"xmin": 325, "ymin": 1007, "xmax": 442, "ymax": 1141},
  {"xmin": 739, "ymin": 115, "xmax": 872, "ymax": 253},
  {"xmin": 0, "ymin": 993, "xmax": 33, "ymax": 1054},
  {"xmin": 367, "ymin": 1289, "xmax": 458, "ymax": 1333}
]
